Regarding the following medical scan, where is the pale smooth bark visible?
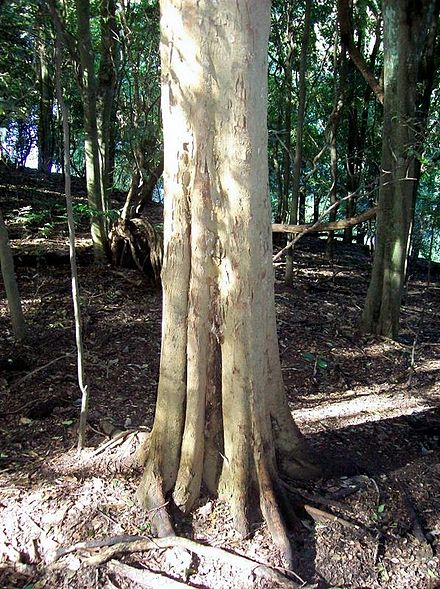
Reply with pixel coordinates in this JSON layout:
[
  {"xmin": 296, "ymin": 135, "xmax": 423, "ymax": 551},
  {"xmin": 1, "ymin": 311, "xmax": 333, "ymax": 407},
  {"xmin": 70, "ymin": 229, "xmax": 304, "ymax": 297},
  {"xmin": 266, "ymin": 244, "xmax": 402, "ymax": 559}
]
[{"xmin": 137, "ymin": 0, "xmax": 319, "ymax": 563}]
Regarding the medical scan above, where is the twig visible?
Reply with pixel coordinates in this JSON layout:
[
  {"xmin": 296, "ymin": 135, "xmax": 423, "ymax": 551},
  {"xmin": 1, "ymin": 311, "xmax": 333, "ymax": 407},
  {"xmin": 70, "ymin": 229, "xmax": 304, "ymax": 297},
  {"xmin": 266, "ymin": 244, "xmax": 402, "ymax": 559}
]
[
  {"xmin": 303, "ymin": 504, "xmax": 359, "ymax": 530},
  {"xmin": 394, "ymin": 478, "xmax": 432, "ymax": 548},
  {"xmin": 51, "ymin": 534, "xmax": 148, "ymax": 562},
  {"xmin": 10, "ymin": 353, "xmax": 73, "ymax": 390}
]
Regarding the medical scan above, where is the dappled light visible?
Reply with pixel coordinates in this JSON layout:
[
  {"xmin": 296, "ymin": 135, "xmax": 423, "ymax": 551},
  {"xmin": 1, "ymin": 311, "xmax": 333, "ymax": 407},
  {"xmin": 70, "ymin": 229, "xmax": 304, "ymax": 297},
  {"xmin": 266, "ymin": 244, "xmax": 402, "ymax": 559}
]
[{"xmin": 1, "ymin": 0, "xmax": 439, "ymax": 587}]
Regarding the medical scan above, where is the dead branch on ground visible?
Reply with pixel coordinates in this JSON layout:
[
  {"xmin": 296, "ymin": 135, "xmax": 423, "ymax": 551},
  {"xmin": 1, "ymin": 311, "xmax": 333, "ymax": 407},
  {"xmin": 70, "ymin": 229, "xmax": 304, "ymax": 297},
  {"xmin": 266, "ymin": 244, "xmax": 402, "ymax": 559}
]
[{"xmin": 50, "ymin": 534, "xmax": 316, "ymax": 589}]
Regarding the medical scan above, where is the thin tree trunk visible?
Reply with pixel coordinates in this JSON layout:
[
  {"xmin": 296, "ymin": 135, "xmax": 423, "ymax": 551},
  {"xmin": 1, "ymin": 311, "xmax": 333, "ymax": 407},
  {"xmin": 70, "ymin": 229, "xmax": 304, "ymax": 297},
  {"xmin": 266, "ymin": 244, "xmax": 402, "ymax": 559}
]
[
  {"xmin": 337, "ymin": 0, "xmax": 384, "ymax": 104},
  {"xmin": 97, "ymin": 0, "xmax": 118, "ymax": 206},
  {"xmin": 36, "ymin": 9, "xmax": 54, "ymax": 173},
  {"xmin": 325, "ymin": 130, "xmax": 338, "ymax": 260},
  {"xmin": 0, "ymin": 210, "xmax": 25, "ymax": 340},
  {"xmin": 343, "ymin": 16, "xmax": 381, "ymax": 244},
  {"xmin": 76, "ymin": 0, "xmax": 108, "ymax": 261},
  {"xmin": 282, "ymin": 53, "xmax": 293, "ymax": 225},
  {"xmin": 326, "ymin": 40, "xmax": 344, "ymax": 260},
  {"xmin": 285, "ymin": 0, "xmax": 312, "ymax": 283},
  {"xmin": 54, "ymin": 35, "xmax": 89, "ymax": 451}
]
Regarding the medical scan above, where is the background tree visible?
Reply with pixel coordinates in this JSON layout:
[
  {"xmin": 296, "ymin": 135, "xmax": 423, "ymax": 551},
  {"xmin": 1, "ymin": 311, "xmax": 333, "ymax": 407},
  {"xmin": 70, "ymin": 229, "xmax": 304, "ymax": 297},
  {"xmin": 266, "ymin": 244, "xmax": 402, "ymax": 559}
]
[
  {"xmin": 0, "ymin": 1, "xmax": 38, "ymax": 166},
  {"xmin": 0, "ymin": 209, "xmax": 25, "ymax": 340},
  {"xmin": 35, "ymin": 5, "xmax": 56, "ymax": 173},
  {"xmin": 117, "ymin": 0, "xmax": 162, "ymax": 219},
  {"xmin": 136, "ymin": 0, "xmax": 319, "ymax": 564},
  {"xmin": 46, "ymin": 0, "xmax": 120, "ymax": 261},
  {"xmin": 361, "ymin": 0, "xmax": 439, "ymax": 338},
  {"xmin": 284, "ymin": 0, "xmax": 312, "ymax": 283}
]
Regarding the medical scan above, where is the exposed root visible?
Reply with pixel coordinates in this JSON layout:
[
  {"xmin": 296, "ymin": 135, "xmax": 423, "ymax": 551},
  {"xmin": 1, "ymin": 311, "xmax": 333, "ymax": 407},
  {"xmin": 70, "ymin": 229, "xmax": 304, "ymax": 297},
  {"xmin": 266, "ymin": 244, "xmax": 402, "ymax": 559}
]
[
  {"xmin": 256, "ymin": 451, "xmax": 293, "ymax": 568},
  {"xmin": 229, "ymin": 490, "xmax": 250, "ymax": 539},
  {"xmin": 136, "ymin": 470, "xmax": 174, "ymax": 537},
  {"xmin": 109, "ymin": 217, "xmax": 163, "ymax": 284}
]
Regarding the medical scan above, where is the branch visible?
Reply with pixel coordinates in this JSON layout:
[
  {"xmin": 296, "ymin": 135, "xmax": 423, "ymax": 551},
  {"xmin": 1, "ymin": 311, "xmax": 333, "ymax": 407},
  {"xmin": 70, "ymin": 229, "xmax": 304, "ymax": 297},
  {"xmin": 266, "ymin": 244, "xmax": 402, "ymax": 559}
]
[
  {"xmin": 44, "ymin": 0, "xmax": 79, "ymax": 71},
  {"xmin": 10, "ymin": 353, "xmax": 73, "ymax": 390},
  {"xmin": 272, "ymin": 203, "xmax": 376, "ymax": 262},
  {"xmin": 273, "ymin": 206, "xmax": 377, "ymax": 235},
  {"xmin": 107, "ymin": 560, "xmax": 194, "ymax": 588},
  {"xmin": 337, "ymin": 0, "xmax": 384, "ymax": 104}
]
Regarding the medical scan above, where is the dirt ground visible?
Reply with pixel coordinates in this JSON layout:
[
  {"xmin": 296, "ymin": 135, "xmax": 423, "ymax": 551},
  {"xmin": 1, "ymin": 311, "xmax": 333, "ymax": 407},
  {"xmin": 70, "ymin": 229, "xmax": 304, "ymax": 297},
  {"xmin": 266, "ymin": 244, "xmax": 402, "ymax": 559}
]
[{"xmin": 1, "ymin": 166, "xmax": 439, "ymax": 589}]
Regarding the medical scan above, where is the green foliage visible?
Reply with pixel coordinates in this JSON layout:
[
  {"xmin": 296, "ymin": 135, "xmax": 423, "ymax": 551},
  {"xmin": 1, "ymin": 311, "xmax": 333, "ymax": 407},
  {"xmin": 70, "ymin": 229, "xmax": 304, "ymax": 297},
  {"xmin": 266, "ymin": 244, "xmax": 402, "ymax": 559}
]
[
  {"xmin": 0, "ymin": 1, "xmax": 38, "ymax": 164},
  {"xmin": 11, "ymin": 199, "xmax": 119, "ymax": 236},
  {"xmin": 114, "ymin": 0, "xmax": 162, "ymax": 191},
  {"xmin": 0, "ymin": 0, "xmax": 437, "ymax": 259},
  {"xmin": 302, "ymin": 352, "xmax": 328, "ymax": 370},
  {"xmin": 371, "ymin": 503, "xmax": 386, "ymax": 521}
]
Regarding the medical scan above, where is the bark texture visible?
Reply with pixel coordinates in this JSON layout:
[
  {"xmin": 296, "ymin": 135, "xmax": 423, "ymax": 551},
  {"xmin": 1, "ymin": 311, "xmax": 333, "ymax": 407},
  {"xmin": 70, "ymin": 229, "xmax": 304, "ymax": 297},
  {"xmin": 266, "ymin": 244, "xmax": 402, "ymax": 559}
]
[
  {"xmin": 137, "ymin": 0, "xmax": 319, "ymax": 563},
  {"xmin": 361, "ymin": 0, "xmax": 439, "ymax": 338}
]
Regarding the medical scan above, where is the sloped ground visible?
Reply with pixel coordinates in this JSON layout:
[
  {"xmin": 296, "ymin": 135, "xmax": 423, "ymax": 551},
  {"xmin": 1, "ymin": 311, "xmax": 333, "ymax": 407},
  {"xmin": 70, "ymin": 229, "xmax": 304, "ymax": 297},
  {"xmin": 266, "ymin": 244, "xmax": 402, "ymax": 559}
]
[{"xmin": 0, "ymin": 166, "xmax": 439, "ymax": 589}]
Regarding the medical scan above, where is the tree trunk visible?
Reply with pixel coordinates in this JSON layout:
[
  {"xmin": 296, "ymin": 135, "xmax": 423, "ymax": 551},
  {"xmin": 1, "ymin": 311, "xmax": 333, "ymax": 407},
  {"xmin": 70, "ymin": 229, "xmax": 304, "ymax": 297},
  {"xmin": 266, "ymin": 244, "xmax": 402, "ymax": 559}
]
[
  {"xmin": 281, "ymin": 48, "xmax": 293, "ymax": 226},
  {"xmin": 54, "ymin": 34, "xmax": 89, "ymax": 450},
  {"xmin": 343, "ymin": 59, "xmax": 359, "ymax": 245},
  {"xmin": 36, "ymin": 9, "xmax": 54, "ymax": 174},
  {"xmin": 75, "ymin": 0, "xmax": 109, "ymax": 262},
  {"xmin": 137, "ymin": 0, "xmax": 319, "ymax": 563},
  {"xmin": 285, "ymin": 0, "xmax": 312, "ymax": 283},
  {"xmin": 361, "ymin": 0, "xmax": 438, "ymax": 339},
  {"xmin": 0, "ymin": 209, "xmax": 25, "ymax": 340},
  {"xmin": 326, "ymin": 41, "xmax": 344, "ymax": 260},
  {"xmin": 325, "ymin": 127, "xmax": 338, "ymax": 260},
  {"xmin": 343, "ymin": 15, "xmax": 381, "ymax": 244},
  {"xmin": 97, "ymin": 0, "xmax": 118, "ymax": 207}
]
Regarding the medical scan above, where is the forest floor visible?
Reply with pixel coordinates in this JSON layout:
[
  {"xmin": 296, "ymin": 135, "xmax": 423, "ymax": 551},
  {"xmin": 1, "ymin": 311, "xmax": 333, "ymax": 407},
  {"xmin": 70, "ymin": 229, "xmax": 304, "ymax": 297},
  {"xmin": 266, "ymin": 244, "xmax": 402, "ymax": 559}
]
[{"xmin": 1, "ymin": 165, "xmax": 440, "ymax": 589}]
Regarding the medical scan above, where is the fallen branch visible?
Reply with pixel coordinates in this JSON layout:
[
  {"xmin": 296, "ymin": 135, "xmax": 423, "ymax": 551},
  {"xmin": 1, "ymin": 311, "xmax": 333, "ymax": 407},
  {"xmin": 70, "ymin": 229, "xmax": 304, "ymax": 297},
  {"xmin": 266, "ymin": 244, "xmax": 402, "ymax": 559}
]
[
  {"xmin": 107, "ymin": 560, "xmax": 193, "ymax": 588},
  {"xmin": 394, "ymin": 478, "xmax": 432, "ymax": 551},
  {"xmin": 10, "ymin": 353, "xmax": 73, "ymax": 390},
  {"xmin": 272, "ymin": 206, "xmax": 377, "ymax": 235},
  {"xmin": 303, "ymin": 504, "xmax": 359, "ymax": 530},
  {"xmin": 51, "ymin": 535, "xmax": 315, "ymax": 589},
  {"xmin": 51, "ymin": 534, "xmax": 147, "ymax": 562},
  {"xmin": 272, "ymin": 203, "xmax": 376, "ymax": 263},
  {"xmin": 89, "ymin": 427, "xmax": 149, "ymax": 458}
]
